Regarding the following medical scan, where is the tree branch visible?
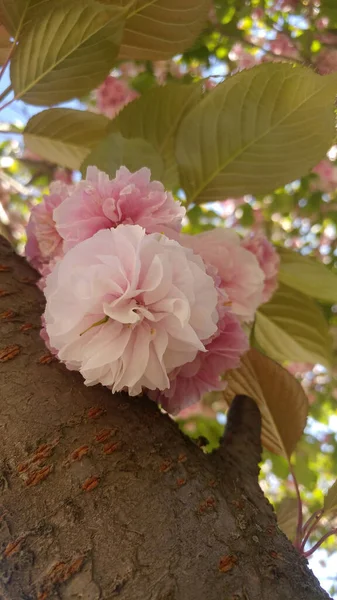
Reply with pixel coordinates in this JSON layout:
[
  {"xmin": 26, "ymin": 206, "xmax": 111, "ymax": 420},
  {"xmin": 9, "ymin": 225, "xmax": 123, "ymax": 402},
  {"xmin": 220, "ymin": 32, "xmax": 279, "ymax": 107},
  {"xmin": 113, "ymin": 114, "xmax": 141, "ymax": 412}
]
[{"xmin": 218, "ymin": 395, "xmax": 262, "ymax": 480}]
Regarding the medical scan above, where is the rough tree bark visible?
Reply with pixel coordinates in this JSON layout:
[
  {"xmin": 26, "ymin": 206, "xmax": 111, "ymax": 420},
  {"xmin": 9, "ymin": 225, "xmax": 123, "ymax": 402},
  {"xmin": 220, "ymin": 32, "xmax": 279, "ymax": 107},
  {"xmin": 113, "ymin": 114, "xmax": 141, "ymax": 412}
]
[{"xmin": 0, "ymin": 235, "xmax": 331, "ymax": 600}]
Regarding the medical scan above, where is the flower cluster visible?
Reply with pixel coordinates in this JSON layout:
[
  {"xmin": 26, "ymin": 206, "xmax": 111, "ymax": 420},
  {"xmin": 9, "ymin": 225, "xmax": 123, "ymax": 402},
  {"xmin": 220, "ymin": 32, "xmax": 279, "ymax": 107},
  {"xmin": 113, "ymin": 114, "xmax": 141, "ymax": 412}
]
[
  {"xmin": 311, "ymin": 160, "xmax": 337, "ymax": 193},
  {"xmin": 26, "ymin": 167, "xmax": 279, "ymax": 414},
  {"xmin": 95, "ymin": 75, "xmax": 139, "ymax": 119}
]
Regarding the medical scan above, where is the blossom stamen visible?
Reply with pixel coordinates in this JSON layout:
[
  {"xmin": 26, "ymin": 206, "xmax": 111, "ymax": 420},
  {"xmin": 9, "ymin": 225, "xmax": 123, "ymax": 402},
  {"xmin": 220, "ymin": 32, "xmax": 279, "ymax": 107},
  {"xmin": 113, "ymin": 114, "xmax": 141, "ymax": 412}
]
[{"xmin": 80, "ymin": 315, "xmax": 109, "ymax": 337}]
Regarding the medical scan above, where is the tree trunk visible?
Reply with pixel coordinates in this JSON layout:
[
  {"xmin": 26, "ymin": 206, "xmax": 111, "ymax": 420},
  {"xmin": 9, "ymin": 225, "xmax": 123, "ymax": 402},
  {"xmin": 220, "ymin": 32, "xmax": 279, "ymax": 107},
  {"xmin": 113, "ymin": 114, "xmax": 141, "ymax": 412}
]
[{"xmin": 0, "ymin": 236, "xmax": 331, "ymax": 600}]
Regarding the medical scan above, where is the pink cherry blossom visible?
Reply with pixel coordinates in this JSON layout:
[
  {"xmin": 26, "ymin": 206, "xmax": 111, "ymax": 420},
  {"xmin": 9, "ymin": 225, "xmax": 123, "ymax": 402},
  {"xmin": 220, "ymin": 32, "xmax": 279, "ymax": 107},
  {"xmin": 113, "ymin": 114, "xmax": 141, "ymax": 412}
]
[
  {"xmin": 316, "ymin": 49, "xmax": 337, "ymax": 74},
  {"xmin": 180, "ymin": 228, "xmax": 265, "ymax": 321},
  {"xmin": 286, "ymin": 362, "xmax": 313, "ymax": 376},
  {"xmin": 316, "ymin": 17, "xmax": 330, "ymax": 32},
  {"xmin": 251, "ymin": 7, "xmax": 264, "ymax": 20},
  {"xmin": 268, "ymin": 33, "xmax": 299, "ymax": 59},
  {"xmin": 95, "ymin": 76, "xmax": 138, "ymax": 119},
  {"xmin": 274, "ymin": 0, "xmax": 299, "ymax": 11},
  {"xmin": 153, "ymin": 61, "xmax": 169, "ymax": 85},
  {"xmin": 25, "ymin": 182, "xmax": 69, "ymax": 272},
  {"xmin": 53, "ymin": 167, "xmax": 73, "ymax": 185},
  {"xmin": 43, "ymin": 225, "xmax": 219, "ymax": 397},
  {"xmin": 54, "ymin": 166, "xmax": 185, "ymax": 252},
  {"xmin": 311, "ymin": 159, "xmax": 337, "ymax": 193},
  {"xmin": 229, "ymin": 43, "xmax": 259, "ymax": 69},
  {"xmin": 156, "ymin": 312, "xmax": 248, "ymax": 415},
  {"xmin": 317, "ymin": 32, "xmax": 337, "ymax": 45},
  {"xmin": 241, "ymin": 233, "xmax": 280, "ymax": 303}
]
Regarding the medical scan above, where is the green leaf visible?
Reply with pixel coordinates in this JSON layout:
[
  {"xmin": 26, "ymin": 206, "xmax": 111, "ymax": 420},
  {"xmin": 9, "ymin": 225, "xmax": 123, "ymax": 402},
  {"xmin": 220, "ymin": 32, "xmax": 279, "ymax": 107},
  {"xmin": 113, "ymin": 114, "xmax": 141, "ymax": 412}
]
[
  {"xmin": 223, "ymin": 348, "xmax": 308, "ymax": 458},
  {"xmin": 101, "ymin": 0, "xmax": 211, "ymax": 60},
  {"xmin": 264, "ymin": 451, "xmax": 289, "ymax": 479},
  {"xmin": 276, "ymin": 497, "xmax": 299, "ymax": 541},
  {"xmin": 0, "ymin": 24, "xmax": 11, "ymax": 64},
  {"xmin": 110, "ymin": 83, "xmax": 202, "ymax": 188},
  {"xmin": 81, "ymin": 131, "xmax": 164, "ymax": 180},
  {"xmin": 294, "ymin": 453, "xmax": 317, "ymax": 490},
  {"xmin": 324, "ymin": 479, "xmax": 337, "ymax": 513},
  {"xmin": 278, "ymin": 248, "xmax": 337, "ymax": 304},
  {"xmin": 176, "ymin": 64, "xmax": 337, "ymax": 204},
  {"xmin": 10, "ymin": 0, "xmax": 125, "ymax": 106},
  {"xmin": 254, "ymin": 284, "xmax": 332, "ymax": 368},
  {"xmin": 0, "ymin": 0, "xmax": 54, "ymax": 38},
  {"xmin": 24, "ymin": 108, "xmax": 110, "ymax": 170},
  {"xmin": 0, "ymin": 0, "xmax": 30, "ymax": 37}
]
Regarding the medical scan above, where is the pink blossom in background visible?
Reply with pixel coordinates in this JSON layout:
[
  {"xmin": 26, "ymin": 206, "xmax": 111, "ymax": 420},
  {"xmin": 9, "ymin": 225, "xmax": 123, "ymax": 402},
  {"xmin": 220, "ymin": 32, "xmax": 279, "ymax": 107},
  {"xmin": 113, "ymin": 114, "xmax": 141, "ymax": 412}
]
[
  {"xmin": 316, "ymin": 49, "xmax": 337, "ymax": 74},
  {"xmin": 268, "ymin": 33, "xmax": 299, "ymax": 59},
  {"xmin": 229, "ymin": 43, "xmax": 259, "ymax": 69},
  {"xmin": 218, "ymin": 197, "xmax": 244, "ymax": 218},
  {"xmin": 25, "ymin": 182, "xmax": 70, "ymax": 272},
  {"xmin": 54, "ymin": 166, "xmax": 185, "ymax": 252},
  {"xmin": 316, "ymin": 17, "xmax": 330, "ymax": 32},
  {"xmin": 311, "ymin": 159, "xmax": 337, "ymax": 193},
  {"xmin": 44, "ymin": 225, "xmax": 219, "ymax": 398},
  {"xmin": 286, "ymin": 362, "xmax": 313, "ymax": 376},
  {"xmin": 272, "ymin": 0, "xmax": 299, "ymax": 11},
  {"xmin": 118, "ymin": 62, "xmax": 145, "ymax": 78},
  {"xmin": 22, "ymin": 148, "xmax": 43, "ymax": 162},
  {"xmin": 204, "ymin": 78, "xmax": 217, "ymax": 91},
  {"xmin": 153, "ymin": 61, "xmax": 169, "ymax": 85},
  {"xmin": 208, "ymin": 3, "xmax": 217, "ymax": 25},
  {"xmin": 180, "ymin": 228, "xmax": 265, "ymax": 321},
  {"xmin": 156, "ymin": 312, "xmax": 248, "ymax": 415},
  {"xmin": 177, "ymin": 401, "xmax": 217, "ymax": 420},
  {"xmin": 317, "ymin": 32, "xmax": 337, "ymax": 45},
  {"xmin": 251, "ymin": 7, "xmax": 264, "ymax": 20},
  {"xmin": 242, "ymin": 233, "xmax": 280, "ymax": 303},
  {"xmin": 53, "ymin": 168, "xmax": 73, "ymax": 185},
  {"xmin": 95, "ymin": 76, "xmax": 138, "ymax": 119}
]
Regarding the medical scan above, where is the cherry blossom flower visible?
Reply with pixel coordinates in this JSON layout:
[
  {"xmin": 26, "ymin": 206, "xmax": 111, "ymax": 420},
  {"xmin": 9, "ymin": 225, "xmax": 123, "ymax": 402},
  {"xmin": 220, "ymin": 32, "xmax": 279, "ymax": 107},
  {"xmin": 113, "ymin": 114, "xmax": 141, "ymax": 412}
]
[
  {"xmin": 25, "ymin": 182, "xmax": 69, "ymax": 272},
  {"xmin": 229, "ymin": 43, "xmax": 259, "ymax": 69},
  {"xmin": 43, "ymin": 225, "xmax": 220, "ymax": 397},
  {"xmin": 242, "ymin": 233, "xmax": 280, "ymax": 303},
  {"xmin": 316, "ymin": 49, "xmax": 337, "ymax": 74},
  {"xmin": 54, "ymin": 166, "xmax": 185, "ymax": 252},
  {"xmin": 180, "ymin": 228, "xmax": 265, "ymax": 321},
  {"xmin": 268, "ymin": 33, "xmax": 299, "ymax": 60},
  {"xmin": 311, "ymin": 159, "xmax": 337, "ymax": 193},
  {"xmin": 95, "ymin": 75, "xmax": 138, "ymax": 119},
  {"xmin": 156, "ymin": 312, "xmax": 248, "ymax": 414},
  {"xmin": 53, "ymin": 168, "xmax": 73, "ymax": 185}
]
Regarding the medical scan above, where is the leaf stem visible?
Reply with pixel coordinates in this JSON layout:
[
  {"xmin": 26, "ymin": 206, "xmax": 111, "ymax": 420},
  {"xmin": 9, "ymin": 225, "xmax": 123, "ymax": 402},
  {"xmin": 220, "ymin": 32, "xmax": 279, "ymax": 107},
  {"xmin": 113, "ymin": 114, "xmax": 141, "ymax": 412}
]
[
  {"xmin": 0, "ymin": 84, "xmax": 12, "ymax": 105},
  {"xmin": 0, "ymin": 43, "xmax": 15, "ymax": 83},
  {"xmin": 303, "ymin": 528, "xmax": 337, "ymax": 558},
  {"xmin": 290, "ymin": 463, "xmax": 304, "ymax": 550},
  {"xmin": 300, "ymin": 510, "xmax": 323, "ymax": 552},
  {"xmin": 302, "ymin": 509, "xmax": 324, "ymax": 537},
  {"xmin": 0, "ymin": 96, "xmax": 15, "ymax": 114}
]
